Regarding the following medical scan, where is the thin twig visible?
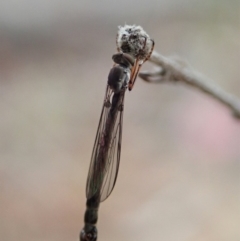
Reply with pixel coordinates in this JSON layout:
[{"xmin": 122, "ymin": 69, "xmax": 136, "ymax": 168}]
[{"xmin": 139, "ymin": 51, "xmax": 240, "ymax": 119}]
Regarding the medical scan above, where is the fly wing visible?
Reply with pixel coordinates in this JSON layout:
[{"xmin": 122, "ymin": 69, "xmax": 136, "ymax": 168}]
[
  {"xmin": 86, "ymin": 62, "xmax": 129, "ymax": 201},
  {"xmin": 86, "ymin": 85, "xmax": 126, "ymax": 201},
  {"xmin": 99, "ymin": 93, "xmax": 125, "ymax": 202},
  {"xmin": 86, "ymin": 85, "xmax": 112, "ymax": 200}
]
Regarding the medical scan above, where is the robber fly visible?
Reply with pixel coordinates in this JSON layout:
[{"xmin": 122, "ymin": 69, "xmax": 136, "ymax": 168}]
[{"xmin": 80, "ymin": 25, "xmax": 154, "ymax": 241}]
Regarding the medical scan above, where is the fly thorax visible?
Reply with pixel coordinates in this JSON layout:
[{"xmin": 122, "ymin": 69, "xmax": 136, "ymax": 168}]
[{"xmin": 108, "ymin": 65, "xmax": 130, "ymax": 93}]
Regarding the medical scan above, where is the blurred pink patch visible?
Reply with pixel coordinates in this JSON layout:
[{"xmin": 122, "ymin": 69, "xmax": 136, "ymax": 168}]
[{"xmin": 179, "ymin": 97, "xmax": 240, "ymax": 161}]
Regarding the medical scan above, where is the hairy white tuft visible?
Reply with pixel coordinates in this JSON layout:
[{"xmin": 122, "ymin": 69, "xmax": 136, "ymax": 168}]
[{"xmin": 117, "ymin": 24, "xmax": 153, "ymax": 61}]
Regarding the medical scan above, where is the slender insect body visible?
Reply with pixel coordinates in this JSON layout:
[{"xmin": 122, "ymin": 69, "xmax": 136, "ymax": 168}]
[
  {"xmin": 80, "ymin": 25, "xmax": 154, "ymax": 241},
  {"xmin": 80, "ymin": 54, "xmax": 132, "ymax": 241}
]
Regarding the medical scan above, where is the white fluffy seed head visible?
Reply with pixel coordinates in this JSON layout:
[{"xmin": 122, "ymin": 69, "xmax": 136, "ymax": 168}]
[{"xmin": 117, "ymin": 24, "xmax": 153, "ymax": 61}]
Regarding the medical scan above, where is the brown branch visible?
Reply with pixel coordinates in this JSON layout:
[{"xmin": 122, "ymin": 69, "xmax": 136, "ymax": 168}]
[{"xmin": 139, "ymin": 51, "xmax": 240, "ymax": 119}]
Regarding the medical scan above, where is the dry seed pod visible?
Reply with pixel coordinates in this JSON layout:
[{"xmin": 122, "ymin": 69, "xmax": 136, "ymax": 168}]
[{"xmin": 117, "ymin": 24, "xmax": 153, "ymax": 61}]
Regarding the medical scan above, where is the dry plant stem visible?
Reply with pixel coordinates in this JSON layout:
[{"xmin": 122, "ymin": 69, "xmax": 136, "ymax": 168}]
[{"xmin": 139, "ymin": 51, "xmax": 240, "ymax": 119}]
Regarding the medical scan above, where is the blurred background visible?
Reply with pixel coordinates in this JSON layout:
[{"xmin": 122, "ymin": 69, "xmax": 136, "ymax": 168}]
[{"xmin": 0, "ymin": 0, "xmax": 239, "ymax": 241}]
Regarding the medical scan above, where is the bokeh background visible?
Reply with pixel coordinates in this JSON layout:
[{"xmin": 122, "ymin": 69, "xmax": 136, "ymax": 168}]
[{"xmin": 0, "ymin": 1, "xmax": 239, "ymax": 241}]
